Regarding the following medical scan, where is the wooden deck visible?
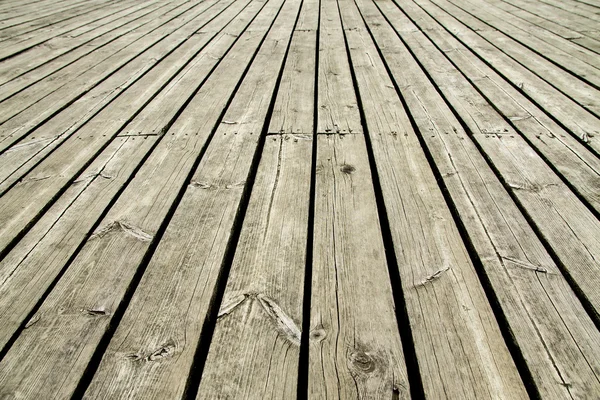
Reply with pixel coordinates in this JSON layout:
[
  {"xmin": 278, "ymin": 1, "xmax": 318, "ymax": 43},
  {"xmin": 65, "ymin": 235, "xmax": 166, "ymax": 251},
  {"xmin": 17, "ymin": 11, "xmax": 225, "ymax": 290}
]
[{"xmin": 0, "ymin": 0, "xmax": 599, "ymax": 398}]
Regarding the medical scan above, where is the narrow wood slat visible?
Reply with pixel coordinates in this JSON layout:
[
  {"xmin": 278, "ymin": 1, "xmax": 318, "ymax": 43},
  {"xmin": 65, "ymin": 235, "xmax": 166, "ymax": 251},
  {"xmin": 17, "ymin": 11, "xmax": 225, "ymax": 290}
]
[
  {"xmin": 447, "ymin": 0, "xmax": 600, "ymax": 87},
  {"xmin": 358, "ymin": 0, "xmax": 600, "ymax": 396},
  {"xmin": 0, "ymin": 0, "xmax": 169, "ymax": 86},
  {"xmin": 317, "ymin": 0, "xmax": 362, "ymax": 134},
  {"xmin": 0, "ymin": 0, "xmax": 119, "ymax": 60},
  {"xmin": 479, "ymin": 0, "xmax": 600, "ymax": 52}
]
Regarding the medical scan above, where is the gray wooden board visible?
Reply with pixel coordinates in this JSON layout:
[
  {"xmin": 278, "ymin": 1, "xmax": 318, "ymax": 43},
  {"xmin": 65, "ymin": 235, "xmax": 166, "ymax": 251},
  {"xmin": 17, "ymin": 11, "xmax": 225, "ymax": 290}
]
[
  {"xmin": 197, "ymin": 134, "xmax": 312, "ymax": 398},
  {"xmin": 480, "ymin": 0, "xmax": 600, "ymax": 52},
  {"xmin": 359, "ymin": 0, "xmax": 600, "ymax": 396},
  {"xmin": 0, "ymin": 0, "xmax": 262, "ymax": 354},
  {"xmin": 0, "ymin": 0, "xmax": 110, "ymax": 37},
  {"xmin": 198, "ymin": 1, "xmax": 316, "ymax": 395},
  {"xmin": 340, "ymin": 0, "xmax": 527, "ymax": 397},
  {"xmin": 410, "ymin": 0, "xmax": 600, "ymax": 154},
  {"xmin": 309, "ymin": 133, "xmax": 410, "ymax": 398},
  {"xmin": 449, "ymin": 0, "xmax": 600, "ymax": 86},
  {"xmin": 378, "ymin": 0, "xmax": 600, "ymax": 331},
  {"xmin": 0, "ymin": 0, "xmax": 169, "ymax": 87},
  {"xmin": 0, "ymin": 0, "xmax": 121, "ymax": 60},
  {"xmin": 0, "ymin": 0, "xmax": 287, "ymax": 398},
  {"xmin": 0, "ymin": 0, "xmax": 209, "ymax": 123},
  {"xmin": 428, "ymin": 0, "xmax": 600, "ymax": 117}
]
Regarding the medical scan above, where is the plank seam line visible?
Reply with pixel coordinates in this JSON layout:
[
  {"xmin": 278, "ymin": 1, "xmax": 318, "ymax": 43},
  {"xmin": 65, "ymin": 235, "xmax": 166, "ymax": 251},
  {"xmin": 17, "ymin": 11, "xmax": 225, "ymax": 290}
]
[
  {"xmin": 297, "ymin": 0, "xmax": 321, "ymax": 396},
  {"xmin": 0, "ymin": 0, "xmax": 246, "ymax": 296},
  {"xmin": 0, "ymin": 0, "xmax": 173, "ymax": 100},
  {"xmin": 403, "ymin": 0, "xmax": 600, "ymax": 223},
  {"xmin": 0, "ymin": 0, "xmax": 217, "ymax": 159}
]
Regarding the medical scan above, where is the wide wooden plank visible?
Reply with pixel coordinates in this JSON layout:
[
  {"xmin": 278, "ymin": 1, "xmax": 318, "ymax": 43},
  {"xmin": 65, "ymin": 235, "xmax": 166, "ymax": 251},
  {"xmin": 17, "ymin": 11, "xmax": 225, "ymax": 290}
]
[
  {"xmin": 0, "ymin": 0, "xmax": 262, "ymax": 354},
  {"xmin": 309, "ymin": 134, "xmax": 410, "ymax": 398},
  {"xmin": 0, "ymin": 1, "xmax": 288, "ymax": 398},
  {"xmin": 340, "ymin": 0, "xmax": 527, "ymax": 396},
  {"xmin": 378, "ymin": 0, "xmax": 600, "ymax": 328},
  {"xmin": 197, "ymin": 134, "xmax": 312, "ymax": 398},
  {"xmin": 358, "ymin": 0, "xmax": 600, "ymax": 396}
]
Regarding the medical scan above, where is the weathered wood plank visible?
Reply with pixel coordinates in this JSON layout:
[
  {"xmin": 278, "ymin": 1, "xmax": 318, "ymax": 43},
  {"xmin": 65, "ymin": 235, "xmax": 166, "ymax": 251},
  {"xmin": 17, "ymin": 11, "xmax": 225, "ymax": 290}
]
[
  {"xmin": 309, "ymin": 134, "xmax": 410, "ymax": 398},
  {"xmin": 0, "ymin": 1, "xmax": 289, "ymax": 398},
  {"xmin": 198, "ymin": 2, "xmax": 316, "ymax": 395},
  {"xmin": 0, "ymin": 0, "xmax": 120, "ymax": 60},
  {"xmin": 385, "ymin": 0, "xmax": 600, "ymax": 216},
  {"xmin": 317, "ymin": 0, "xmax": 362, "ymax": 134},
  {"xmin": 307, "ymin": 0, "xmax": 410, "ymax": 397},
  {"xmin": 0, "ymin": 0, "xmax": 244, "ymax": 260},
  {"xmin": 340, "ymin": 1, "xmax": 527, "ymax": 397},
  {"xmin": 0, "ymin": 0, "xmax": 262, "ymax": 354},
  {"xmin": 378, "ymin": 0, "xmax": 600, "ymax": 332},
  {"xmin": 82, "ymin": 1, "xmax": 302, "ymax": 398},
  {"xmin": 197, "ymin": 135, "xmax": 312, "ymax": 398},
  {"xmin": 359, "ymin": 0, "xmax": 600, "ymax": 396},
  {"xmin": 0, "ymin": 0, "xmax": 206, "ymax": 120},
  {"xmin": 448, "ymin": 0, "xmax": 600, "ymax": 86}
]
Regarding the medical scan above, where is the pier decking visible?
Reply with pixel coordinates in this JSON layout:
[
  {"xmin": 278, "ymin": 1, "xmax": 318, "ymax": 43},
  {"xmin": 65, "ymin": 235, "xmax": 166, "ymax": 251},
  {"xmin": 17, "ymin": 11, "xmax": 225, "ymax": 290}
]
[{"xmin": 0, "ymin": 0, "xmax": 599, "ymax": 398}]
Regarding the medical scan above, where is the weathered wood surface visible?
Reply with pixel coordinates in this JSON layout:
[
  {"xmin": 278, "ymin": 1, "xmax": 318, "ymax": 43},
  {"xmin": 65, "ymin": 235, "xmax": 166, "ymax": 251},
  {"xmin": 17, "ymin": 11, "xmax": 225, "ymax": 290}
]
[{"xmin": 1, "ymin": 0, "xmax": 600, "ymax": 398}]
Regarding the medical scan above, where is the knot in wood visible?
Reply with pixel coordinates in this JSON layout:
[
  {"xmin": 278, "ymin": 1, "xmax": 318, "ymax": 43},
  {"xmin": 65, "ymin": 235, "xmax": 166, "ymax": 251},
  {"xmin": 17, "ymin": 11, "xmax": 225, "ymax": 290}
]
[
  {"xmin": 310, "ymin": 328, "xmax": 326, "ymax": 342},
  {"xmin": 349, "ymin": 351, "xmax": 375, "ymax": 373},
  {"xmin": 340, "ymin": 164, "xmax": 355, "ymax": 174}
]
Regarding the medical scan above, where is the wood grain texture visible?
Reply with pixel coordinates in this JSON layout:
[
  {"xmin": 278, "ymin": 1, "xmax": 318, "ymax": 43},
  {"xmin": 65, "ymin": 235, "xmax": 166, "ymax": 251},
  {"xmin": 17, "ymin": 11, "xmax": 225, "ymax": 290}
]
[
  {"xmin": 309, "ymin": 134, "xmax": 410, "ymax": 398},
  {"xmin": 0, "ymin": 0, "xmax": 261, "ymax": 353},
  {"xmin": 379, "ymin": 0, "xmax": 600, "ymax": 334},
  {"xmin": 358, "ymin": 0, "xmax": 600, "ymax": 396},
  {"xmin": 317, "ymin": 0, "xmax": 362, "ymax": 134},
  {"xmin": 341, "ymin": 1, "xmax": 526, "ymax": 397},
  {"xmin": 197, "ymin": 134, "xmax": 312, "ymax": 398},
  {"xmin": 413, "ymin": 0, "xmax": 600, "ymax": 153},
  {"xmin": 0, "ymin": 1, "xmax": 286, "ymax": 397}
]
